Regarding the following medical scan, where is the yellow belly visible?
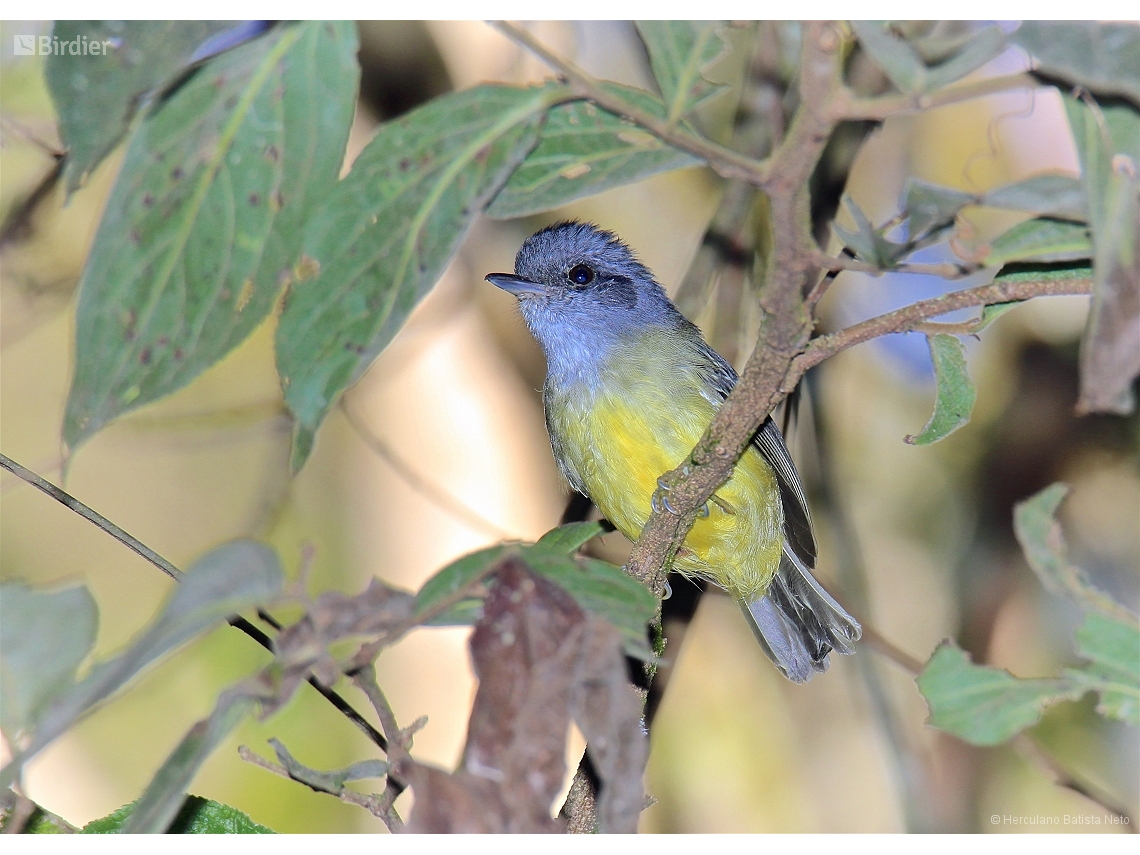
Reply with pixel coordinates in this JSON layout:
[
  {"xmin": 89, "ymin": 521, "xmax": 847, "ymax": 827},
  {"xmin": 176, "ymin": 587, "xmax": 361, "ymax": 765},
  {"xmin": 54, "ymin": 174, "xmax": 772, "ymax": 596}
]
[{"xmin": 551, "ymin": 381, "xmax": 784, "ymax": 602}]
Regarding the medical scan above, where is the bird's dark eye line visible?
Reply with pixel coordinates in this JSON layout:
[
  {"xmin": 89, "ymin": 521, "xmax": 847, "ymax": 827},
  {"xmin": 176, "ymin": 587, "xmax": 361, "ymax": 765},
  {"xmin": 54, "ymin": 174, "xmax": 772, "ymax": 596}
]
[{"xmin": 568, "ymin": 264, "xmax": 594, "ymax": 286}]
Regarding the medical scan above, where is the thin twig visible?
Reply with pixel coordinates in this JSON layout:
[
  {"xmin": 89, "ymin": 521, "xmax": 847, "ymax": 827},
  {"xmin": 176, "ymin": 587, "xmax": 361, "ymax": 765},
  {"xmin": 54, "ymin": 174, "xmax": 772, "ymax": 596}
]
[
  {"xmin": 339, "ymin": 399, "xmax": 514, "ymax": 540},
  {"xmin": 846, "ymin": 602, "xmax": 1135, "ymax": 826},
  {"xmin": 836, "ymin": 72, "xmax": 1039, "ymax": 121},
  {"xmin": 237, "ymin": 746, "xmax": 403, "ymax": 830},
  {"xmin": 347, "ymin": 561, "xmax": 495, "ymax": 671},
  {"xmin": 0, "ymin": 452, "xmax": 181, "ymax": 582},
  {"xmin": 1011, "ymin": 735, "xmax": 1137, "ymax": 829},
  {"xmin": 788, "ymin": 273, "xmax": 1094, "ymax": 385},
  {"xmin": 0, "ymin": 452, "xmax": 389, "ymax": 753},
  {"xmin": 351, "ymin": 665, "xmax": 415, "ymax": 829},
  {"xmin": 857, "ymin": 624, "xmax": 927, "ymax": 676},
  {"xmin": 812, "ymin": 251, "xmax": 975, "ymax": 280},
  {"xmin": 491, "ymin": 21, "xmax": 773, "ymax": 187}
]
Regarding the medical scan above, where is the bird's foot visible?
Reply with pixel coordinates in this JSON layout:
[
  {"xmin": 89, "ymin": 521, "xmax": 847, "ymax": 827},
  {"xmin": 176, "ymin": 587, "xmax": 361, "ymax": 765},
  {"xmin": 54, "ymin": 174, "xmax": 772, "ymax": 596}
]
[
  {"xmin": 652, "ymin": 476, "xmax": 680, "ymax": 515},
  {"xmin": 653, "ymin": 477, "xmax": 715, "ymax": 518}
]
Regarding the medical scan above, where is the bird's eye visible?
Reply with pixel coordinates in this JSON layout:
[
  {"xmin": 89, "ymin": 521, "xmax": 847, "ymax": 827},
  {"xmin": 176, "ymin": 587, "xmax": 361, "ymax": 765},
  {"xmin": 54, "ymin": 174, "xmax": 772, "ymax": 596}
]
[{"xmin": 568, "ymin": 264, "xmax": 594, "ymax": 286}]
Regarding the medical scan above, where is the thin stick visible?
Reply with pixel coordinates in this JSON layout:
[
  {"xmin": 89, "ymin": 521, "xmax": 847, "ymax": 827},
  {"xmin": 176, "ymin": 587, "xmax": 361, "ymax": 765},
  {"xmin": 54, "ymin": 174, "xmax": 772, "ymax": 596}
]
[
  {"xmin": 0, "ymin": 452, "xmax": 388, "ymax": 753},
  {"xmin": 837, "ymin": 72, "xmax": 1040, "ymax": 121},
  {"xmin": 788, "ymin": 273, "xmax": 1093, "ymax": 383},
  {"xmin": 1011, "ymin": 734, "xmax": 1137, "ymax": 830},
  {"xmin": 237, "ymin": 746, "xmax": 403, "ymax": 830},
  {"xmin": 339, "ymin": 400, "xmax": 514, "ymax": 540},
  {"xmin": 491, "ymin": 21, "xmax": 773, "ymax": 187},
  {"xmin": 0, "ymin": 452, "xmax": 181, "ymax": 582}
]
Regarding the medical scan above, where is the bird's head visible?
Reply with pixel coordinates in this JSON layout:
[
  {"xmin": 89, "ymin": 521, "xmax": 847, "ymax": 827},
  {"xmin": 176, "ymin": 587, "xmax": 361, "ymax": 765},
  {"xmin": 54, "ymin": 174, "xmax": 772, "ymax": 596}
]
[{"xmin": 485, "ymin": 222, "xmax": 683, "ymax": 370}]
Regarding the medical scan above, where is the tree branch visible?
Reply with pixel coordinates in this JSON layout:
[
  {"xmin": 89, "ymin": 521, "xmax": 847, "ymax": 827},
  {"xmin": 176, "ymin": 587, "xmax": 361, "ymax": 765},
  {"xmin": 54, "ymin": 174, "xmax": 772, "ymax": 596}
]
[{"xmin": 623, "ymin": 21, "xmax": 849, "ymax": 593}]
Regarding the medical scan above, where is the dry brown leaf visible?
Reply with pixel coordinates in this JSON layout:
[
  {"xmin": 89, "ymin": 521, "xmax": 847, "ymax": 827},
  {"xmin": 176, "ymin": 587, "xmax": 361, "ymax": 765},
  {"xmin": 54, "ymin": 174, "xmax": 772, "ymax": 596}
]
[
  {"xmin": 572, "ymin": 614, "xmax": 649, "ymax": 833},
  {"xmin": 405, "ymin": 556, "xmax": 649, "ymax": 833}
]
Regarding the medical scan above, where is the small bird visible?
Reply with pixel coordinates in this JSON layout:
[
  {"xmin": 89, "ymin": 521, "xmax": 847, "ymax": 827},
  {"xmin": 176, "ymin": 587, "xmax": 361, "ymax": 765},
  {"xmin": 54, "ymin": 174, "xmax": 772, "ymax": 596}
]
[{"xmin": 486, "ymin": 222, "xmax": 859, "ymax": 682}]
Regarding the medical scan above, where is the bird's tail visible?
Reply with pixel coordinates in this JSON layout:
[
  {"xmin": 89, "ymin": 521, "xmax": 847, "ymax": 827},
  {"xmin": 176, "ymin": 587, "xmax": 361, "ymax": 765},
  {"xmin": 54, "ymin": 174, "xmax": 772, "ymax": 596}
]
[{"xmin": 742, "ymin": 545, "xmax": 861, "ymax": 683}]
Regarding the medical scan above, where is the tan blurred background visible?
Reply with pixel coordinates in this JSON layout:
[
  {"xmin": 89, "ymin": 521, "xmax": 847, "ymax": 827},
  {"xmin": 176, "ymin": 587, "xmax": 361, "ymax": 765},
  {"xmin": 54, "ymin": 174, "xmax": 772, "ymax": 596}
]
[{"xmin": 1, "ymin": 21, "xmax": 1136, "ymax": 833}]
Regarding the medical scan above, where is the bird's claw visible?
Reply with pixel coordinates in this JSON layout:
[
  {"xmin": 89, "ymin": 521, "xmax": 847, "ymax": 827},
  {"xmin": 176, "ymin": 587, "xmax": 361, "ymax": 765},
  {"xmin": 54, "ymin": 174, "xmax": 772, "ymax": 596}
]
[{"xmin": 652, "ymin": 477, "xmax": 681, "ymax": 516}]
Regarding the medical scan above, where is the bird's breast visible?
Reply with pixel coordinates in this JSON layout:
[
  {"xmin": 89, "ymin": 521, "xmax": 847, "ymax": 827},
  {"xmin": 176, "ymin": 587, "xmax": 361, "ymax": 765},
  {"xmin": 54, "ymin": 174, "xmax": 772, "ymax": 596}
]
[{"xmin": 543, "ymin": 336, "xmax": 784, "ymax": 600}]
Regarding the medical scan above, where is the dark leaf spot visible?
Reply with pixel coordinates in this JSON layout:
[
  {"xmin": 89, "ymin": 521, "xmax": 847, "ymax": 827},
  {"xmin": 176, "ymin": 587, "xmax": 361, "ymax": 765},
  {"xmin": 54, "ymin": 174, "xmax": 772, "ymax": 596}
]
[
  {"xmin": 174, "ymin": 348, "xmax": 184, "ymax": 360},
  {"xmin": 264, "ymin": 144, "xmax": 280, "ymax": 163},
  {"xmin": 171, "ymin": 167, "xmax": 184, "ymax": 181},
  {"xmin": 248, "ymin": 193, "xmax": 261, "ymax": 206},
  {"xmin": 142, "ymin": 193, "xmax": 155, "ymax": 208},
  {"xmin": 139, "ymin": 347, "xmax": 152, "ymax": 365}
]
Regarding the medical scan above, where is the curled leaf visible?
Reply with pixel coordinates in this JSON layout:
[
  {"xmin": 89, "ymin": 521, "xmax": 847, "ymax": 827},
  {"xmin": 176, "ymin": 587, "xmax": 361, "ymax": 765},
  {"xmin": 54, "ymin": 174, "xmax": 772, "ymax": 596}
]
[{"xmin": 905, "ymin": 334, "xmax": 976, "ymax": 445}]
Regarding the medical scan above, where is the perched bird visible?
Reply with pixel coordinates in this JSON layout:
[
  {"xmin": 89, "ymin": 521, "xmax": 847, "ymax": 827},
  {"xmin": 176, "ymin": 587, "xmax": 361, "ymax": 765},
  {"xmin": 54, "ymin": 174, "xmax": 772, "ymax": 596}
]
[{"xmin": 486, "ymin": 222, "xmax": 859, "ymax": 682}]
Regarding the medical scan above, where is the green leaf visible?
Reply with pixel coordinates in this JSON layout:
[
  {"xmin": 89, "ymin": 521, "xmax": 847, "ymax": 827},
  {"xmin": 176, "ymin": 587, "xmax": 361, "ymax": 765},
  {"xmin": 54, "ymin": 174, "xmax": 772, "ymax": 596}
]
[
  {"xmin": 917, "ymin": 641, "xmax": 1077, "ymax": 746},
  {"xmin": 901, "ymin": 178, "xmax": 975, "ymax": 240},
  {"xmin": 977, "ymin": 301, "xmax": 1018, "ymax": 330},
  {"xmin": 993, "ymin": 263, "xmax": 1093, "ymax": 286},
  {"xmin": 833, "ymin": 197, "xmax": 907, "ymax": 267},
  {"xmin": 905, "ymin": 334, "xmax": 976, "ymax": 445},
  {"xmin": 523, "ymin": 552, "xmax": 657, "ymax": 659},
  {"xmin": 636, "ymin": 22, "xmax": 729, "ymax": 121},
  {"xmin": 486, "ymin": 85, "xmax": 700, "ymax": 219},
  {"xmin": 923, "ymin": 25, "xmax": 1008, "ymax": 92},
  {"xmin": 122, "ymin": 688, "xmax": 255, "ymax": 833},
  {"xmin": 982, "ymin": 174, "xmax": 1087, "ymax": 221},
  {"xmin": 2, "ymin": 540, "xmax": 283, "ymax": 788},
  {"xmin": 276, "ymin": 83, "xmax": 559, "ymax": 469},
  {"xmin": 851, "ymin": 22, "xmax": 927, "ymax": 94},
  {"xmin": 1066, "ymin": 612, "xmax": 1140, "ymax": 725},
  {"xmin": 986, "ymin": 218, "xmax": 1092, "ymax": 267},
  {"xmin": 414, "ymin": 541, "xmax": 656, "ymax": 658},
  {"xmin": 534, "ymin": 521, "xmax": 608, "ymax": 555},
  {"xmin": 46, "ymin": 21, "xmax": 237, "ymax": 193},
  {"xmin": 1014, "ymin": 22, "xmax": 1140, "ymax": 104},
  {"xmin": 20, "ymin": 810, "xmax": 71, "ymax": 833},
  {"xmin": 0, "ymin": 581, "xmax": 97, "ymax": 739},
  {"xmin": 267, "ymin": 738, "xmax": 388, "ymax": 795},
  {"xmin": 84, "ymin": 795, "xmax": 273, "ymax": 833},
  {"xmin": 1064, "ymin": 95, "xmax": 1140, "ymax": 414},
  {"xmin": 63, "ymin": 22, "xmax": 360, "ymax": 451},
  {"xmin": 1012, "ymin": 483, "xmax": 1133, "ymax": 620},
  {"xmin": 414, "ymin": 545, "xmax": 506, "ymax": 619},
  {"xmin": 853, "ymin": 22, "xmax": 1008, "ymax": 95}
]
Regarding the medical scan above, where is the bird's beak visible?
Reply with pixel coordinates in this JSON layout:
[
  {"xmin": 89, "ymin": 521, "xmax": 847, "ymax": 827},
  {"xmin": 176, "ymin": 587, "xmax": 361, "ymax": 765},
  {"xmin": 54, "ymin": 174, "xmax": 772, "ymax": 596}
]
[{"xmin": 485, "ymin": 273, "xmax": 545, "ymax": 296}]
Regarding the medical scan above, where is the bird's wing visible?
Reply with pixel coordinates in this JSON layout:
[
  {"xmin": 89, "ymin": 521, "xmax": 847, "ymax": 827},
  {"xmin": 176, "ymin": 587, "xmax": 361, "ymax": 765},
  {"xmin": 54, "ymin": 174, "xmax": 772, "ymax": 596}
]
[{"xmin": 693, "ymin": 337, "xmax": 817, "ymax": 568}]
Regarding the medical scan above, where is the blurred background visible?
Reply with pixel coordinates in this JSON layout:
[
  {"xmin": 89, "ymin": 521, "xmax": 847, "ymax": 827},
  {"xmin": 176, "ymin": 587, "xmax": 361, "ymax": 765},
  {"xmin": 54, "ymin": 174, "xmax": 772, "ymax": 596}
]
[{"xmin": 1, "ymin": 20, "xmax": 1136, "ymax": 833}]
